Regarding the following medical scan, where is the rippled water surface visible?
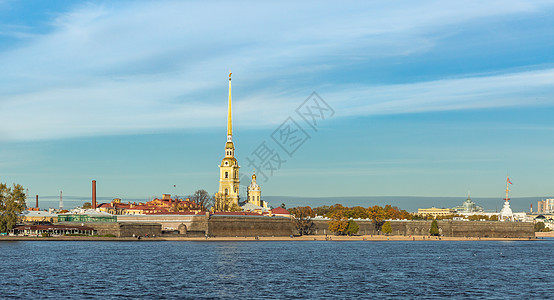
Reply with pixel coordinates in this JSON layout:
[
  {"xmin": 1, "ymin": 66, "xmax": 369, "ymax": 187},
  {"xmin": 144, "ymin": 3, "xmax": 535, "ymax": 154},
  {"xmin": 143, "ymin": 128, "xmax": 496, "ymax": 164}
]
[{"xmin": 1, "ymin": 240, "xmax": 553, "ymax": 299}]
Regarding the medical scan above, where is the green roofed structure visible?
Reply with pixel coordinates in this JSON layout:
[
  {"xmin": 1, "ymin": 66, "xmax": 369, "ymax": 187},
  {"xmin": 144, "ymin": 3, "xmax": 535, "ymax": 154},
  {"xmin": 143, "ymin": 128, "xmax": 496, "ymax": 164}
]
[{"xmin": 58, "ymin": 209, "xmax": 116, "ymax": 223}]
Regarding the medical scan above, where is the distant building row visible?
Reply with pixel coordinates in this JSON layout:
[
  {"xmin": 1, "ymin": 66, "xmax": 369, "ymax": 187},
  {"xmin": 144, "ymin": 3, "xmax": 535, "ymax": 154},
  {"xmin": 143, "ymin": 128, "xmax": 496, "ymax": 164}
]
[
  {"xmin": 537, "ymin": 199, "xmax": 554, "ymax": 214},
  {"xmin": 418, "ymin": 194, "xmax": 484, "ymax": 217}
]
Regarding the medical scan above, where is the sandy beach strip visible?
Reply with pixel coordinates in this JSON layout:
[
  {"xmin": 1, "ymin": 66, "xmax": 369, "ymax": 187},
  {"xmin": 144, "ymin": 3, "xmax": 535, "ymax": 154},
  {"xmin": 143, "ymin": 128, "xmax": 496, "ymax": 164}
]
[{"xmin": 0, "ymin": 235, "xmax": 539, "ymax": 242}]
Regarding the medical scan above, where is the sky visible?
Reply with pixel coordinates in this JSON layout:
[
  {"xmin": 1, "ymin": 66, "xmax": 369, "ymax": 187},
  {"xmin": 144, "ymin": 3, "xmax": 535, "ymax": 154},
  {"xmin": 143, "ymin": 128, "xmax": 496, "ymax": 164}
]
[{"xmin": 0, "ymin": 0, "xmax": 553, "ymax": 209}]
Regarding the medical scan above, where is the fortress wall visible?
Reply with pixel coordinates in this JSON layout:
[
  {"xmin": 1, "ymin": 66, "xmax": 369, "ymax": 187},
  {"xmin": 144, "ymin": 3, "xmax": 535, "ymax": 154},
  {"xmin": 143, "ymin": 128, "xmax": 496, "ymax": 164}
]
[
  {"xmin": 86, "ymin": 223, "xmax": 162, "ymax": 237},
  {"xmin": 311, "ymin": 220, "xmax": 377, "ymax": 235},
  {"xmin": 207, "ymin": 216, "xmax": 295, "ymax": 237},
  {"xmin": 86, "ymin": 223, "xmax": 121, "ymax": 236},
  {"xmin": 87, "ymin": 217, "xmax": 533, "ymax": 238},
  {"xmin": 119, "ymin": 223, "xmax": 162, "ymax": 237},
  {"xmin": 311, "ymin": 220, "xmax": 534, "ymax": 238},
  {"xmin": 116, "ymin": 214, "xmax": 208, "ymax": 231}
]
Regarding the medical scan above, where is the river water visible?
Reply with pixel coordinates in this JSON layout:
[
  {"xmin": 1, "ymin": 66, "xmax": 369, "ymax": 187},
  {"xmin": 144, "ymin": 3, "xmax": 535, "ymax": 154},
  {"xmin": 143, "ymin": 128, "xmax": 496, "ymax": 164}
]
[{"xmin": 0, "ymin": 240, "xmax": 552, "ymax": 299}]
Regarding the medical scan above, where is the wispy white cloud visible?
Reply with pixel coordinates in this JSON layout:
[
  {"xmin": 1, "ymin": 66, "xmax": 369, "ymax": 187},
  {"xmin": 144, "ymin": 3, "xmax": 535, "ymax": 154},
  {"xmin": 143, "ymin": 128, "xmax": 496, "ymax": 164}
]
[
  {"xmin": 330, "ymin": 67, "xmax": 554, "ymax": 118},
  {"xmin": 0, "ymin": 0, "xmax": 553, "ymax": 141}
]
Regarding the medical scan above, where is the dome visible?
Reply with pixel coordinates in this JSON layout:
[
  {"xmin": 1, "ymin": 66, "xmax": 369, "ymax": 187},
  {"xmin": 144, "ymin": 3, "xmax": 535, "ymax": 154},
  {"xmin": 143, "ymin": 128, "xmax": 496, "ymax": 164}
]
[
  {"xmin": 499, "ymin": 201, "xmax": 513, "ymax": 220},
  {"xmin": 225, "ymin": 142, "xmax": 235, "ymax": 150}
]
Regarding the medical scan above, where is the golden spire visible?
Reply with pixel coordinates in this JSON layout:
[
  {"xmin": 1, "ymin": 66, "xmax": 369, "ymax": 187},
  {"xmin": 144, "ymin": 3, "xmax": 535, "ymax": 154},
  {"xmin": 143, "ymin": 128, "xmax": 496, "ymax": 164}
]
[{"xmin": 227, "ymin": 71, "xmax": 232, "ymax": 140}]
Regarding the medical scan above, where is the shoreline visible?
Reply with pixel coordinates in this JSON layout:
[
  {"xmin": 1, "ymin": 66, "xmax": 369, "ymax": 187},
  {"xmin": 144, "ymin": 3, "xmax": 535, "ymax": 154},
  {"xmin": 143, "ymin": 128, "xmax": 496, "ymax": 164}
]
[{"xmin": 0, "ymin": 234, "xmax": 540, "ymax": 242}]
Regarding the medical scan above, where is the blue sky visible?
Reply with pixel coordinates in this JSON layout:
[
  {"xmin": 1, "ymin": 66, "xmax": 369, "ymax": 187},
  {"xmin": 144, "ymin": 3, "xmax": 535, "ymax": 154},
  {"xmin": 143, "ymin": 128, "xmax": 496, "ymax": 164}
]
[{"xmin": 1, "ymin": 1, "xmax": 553, "ymax": 209}]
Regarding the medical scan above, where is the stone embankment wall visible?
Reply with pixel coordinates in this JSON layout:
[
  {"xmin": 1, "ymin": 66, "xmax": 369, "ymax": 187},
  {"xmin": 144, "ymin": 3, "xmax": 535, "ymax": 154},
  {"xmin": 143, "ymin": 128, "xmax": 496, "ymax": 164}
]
[
  {"xmin": 312, "ymin": 220, "xmax": 534, "ymax": 238},
  {"xmin": 117, "ymin": 214, "xmax": 208, "ymax": 232},
  {"xmin": 97, "ymin": 215, "xmax": 293, "ymax": 237},
  {"xmin": 80, "ymin": 218, "xmax": 533, "ymax": 238},
  {"xmin": 86, "ymin": 223, "xmax": 162, "ymax": 237},
  {"xmin": 207, "ymin": 216, "xmax": 295, "ymax": 237}
]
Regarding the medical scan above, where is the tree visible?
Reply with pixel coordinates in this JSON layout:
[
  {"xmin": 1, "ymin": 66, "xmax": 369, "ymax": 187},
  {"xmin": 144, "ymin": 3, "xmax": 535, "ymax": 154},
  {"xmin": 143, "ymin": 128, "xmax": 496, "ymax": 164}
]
[
  {"xmin": 82, "ymin": 202, "xmax": 92, "ymax": 209},
  {"xmin": 313, "ymin": 205, "xmax": 331, "ymax": 217},
  {"xmin": 368, "ymin": 205, "xmax": 386, "ymax": 232},
  {"xmin": 0, "ymin": 183, "xmax": 27, "ymax": 233},
  {"xmin": 213, "ymin": 194, "xmax": 241, "ymax": 212},
  {"xmin": 342, "ymin": 206, "xmax": 366, "ymax": 219},
  {"xmin": 346, "ymin": 220, "xmax": 359, "ymax": 236},
  {"xmin": 289, "ymin": 206, "xmax": 315, "ymax": 235},
  {"xmin": 429, "ymin": 219, "xmax": 440, "ymax": 236},
  {"xmin": 280, "ymin": 203, "xmax": 286, "ymax": 209},
  {"xmin": 189, "ymin": 189, "xmax": 213, "ymax": 211},
  {"xmin": 382, "ymin": 221, "xmax": 392, "ymax": 235},
  {"xmin": 328, "ymin": 211, "xmax": 349, "ymax": 235},
  {"xmin": 534, "ymin": 222, "xmax": 551, "ymax": 232}
]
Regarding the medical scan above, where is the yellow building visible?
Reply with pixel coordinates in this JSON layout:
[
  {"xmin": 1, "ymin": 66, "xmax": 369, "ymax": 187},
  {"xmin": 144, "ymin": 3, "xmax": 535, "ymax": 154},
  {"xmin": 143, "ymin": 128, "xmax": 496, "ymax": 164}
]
[
  {"xmin": 20, "ymin": 210, "xmax": 58, "ymax": 223},
  {"xmin": 246, "ymin": 172, "xmax": 269, "ymax": 209},
  {"xmin": 418, "ymin": 207, "xmax": 455, "ymax": 218},
  {"xmin": 247, "ymin": 173, "xmax": 261, "ymax": 207},
  {"xmin": 214, "ymin": 72, "xmax": 240, "ymax": 211}
]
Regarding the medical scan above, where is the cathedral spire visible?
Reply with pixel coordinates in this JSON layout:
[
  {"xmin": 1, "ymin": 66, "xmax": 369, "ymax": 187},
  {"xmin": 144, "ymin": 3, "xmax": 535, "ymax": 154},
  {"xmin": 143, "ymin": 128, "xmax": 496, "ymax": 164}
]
[{"xmin": 227, "ymin": 71, "xmax": 232, "ymax": 141}]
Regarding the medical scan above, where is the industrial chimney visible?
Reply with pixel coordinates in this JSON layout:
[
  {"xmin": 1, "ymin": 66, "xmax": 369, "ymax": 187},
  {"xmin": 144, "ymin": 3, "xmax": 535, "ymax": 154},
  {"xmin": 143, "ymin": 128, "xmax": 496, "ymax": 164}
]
[
  {"xmin": 92, "ymin": 180, "xmax": 97, "ymax": 209},
  {"xmin": 35, "ymin": 195, "xmax": 39, "ymax": 209}
]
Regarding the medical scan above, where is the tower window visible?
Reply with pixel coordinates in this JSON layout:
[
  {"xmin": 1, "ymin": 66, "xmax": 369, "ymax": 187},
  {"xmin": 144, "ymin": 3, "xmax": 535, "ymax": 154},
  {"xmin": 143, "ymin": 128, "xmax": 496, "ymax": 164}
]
[
  {"xmin": 225, "ymin": 189, "xmax": 228, "ymax": 195},
  {"xmin": 225, "ymin": 172, "xmax": 228, "ymax": 178}
]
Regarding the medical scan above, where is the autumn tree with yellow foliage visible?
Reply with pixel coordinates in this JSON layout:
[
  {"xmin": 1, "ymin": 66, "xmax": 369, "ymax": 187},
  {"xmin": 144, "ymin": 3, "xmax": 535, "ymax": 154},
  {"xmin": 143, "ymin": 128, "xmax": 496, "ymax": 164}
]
[{"xmin": 328, "ymin": 211, "xmax": 349, "ymax": 235}]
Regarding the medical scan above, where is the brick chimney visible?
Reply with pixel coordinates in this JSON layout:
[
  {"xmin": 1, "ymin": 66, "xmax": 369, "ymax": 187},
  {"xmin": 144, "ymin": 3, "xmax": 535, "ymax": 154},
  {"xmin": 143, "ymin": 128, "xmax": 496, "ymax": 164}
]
[
  {"xmin": 92, "ymin": 180, "xmax": 97, "ymax": 209},
  {"xmin": 35, "ymin": 195, "xmax": 39, "ymax": 209}
]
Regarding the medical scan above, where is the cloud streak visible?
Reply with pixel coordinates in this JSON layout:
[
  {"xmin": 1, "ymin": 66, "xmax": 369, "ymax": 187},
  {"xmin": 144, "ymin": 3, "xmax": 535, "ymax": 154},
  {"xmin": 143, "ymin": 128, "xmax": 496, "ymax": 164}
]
[{"xmin": 0, "ymin": 0, "xmax": 553, "ymax": 141}]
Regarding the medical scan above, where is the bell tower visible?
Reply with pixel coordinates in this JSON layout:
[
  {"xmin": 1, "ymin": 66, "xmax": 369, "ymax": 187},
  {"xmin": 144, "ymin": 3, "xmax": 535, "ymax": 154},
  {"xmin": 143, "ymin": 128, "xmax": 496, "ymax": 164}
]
[
  {"xmin": 214, "ymin": 72, "xmax": 240, "ymax": 211},
  {"xmin": 247, "ymin": 172, "xmax": 262, "ymax": 207}
]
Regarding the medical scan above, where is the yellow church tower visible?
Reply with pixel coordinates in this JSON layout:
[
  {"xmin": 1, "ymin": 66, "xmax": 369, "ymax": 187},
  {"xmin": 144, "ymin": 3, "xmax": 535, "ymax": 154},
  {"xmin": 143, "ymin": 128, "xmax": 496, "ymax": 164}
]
[
  {"xmin": 214, "ymin": 72, "xmax": 241, "ymax": 211},
  {"xmin": 247, "ymin": 172, "xmax": 262, "ymax": 207}
]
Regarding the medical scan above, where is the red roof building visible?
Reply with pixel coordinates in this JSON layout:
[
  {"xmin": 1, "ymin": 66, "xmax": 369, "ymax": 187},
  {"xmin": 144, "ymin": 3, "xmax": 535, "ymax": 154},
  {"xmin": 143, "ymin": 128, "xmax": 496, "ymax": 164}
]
[
  {"xmin": 97, "ymin": 195, "xmax": 202, "ymax": 215},
  {"xmin": 270, "ymin": 207, "xmax": 291, "ymax": 217}
]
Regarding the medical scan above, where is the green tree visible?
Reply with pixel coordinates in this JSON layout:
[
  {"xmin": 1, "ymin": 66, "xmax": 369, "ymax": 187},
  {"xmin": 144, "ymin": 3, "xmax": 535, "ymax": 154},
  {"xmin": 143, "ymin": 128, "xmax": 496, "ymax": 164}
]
[
  {"xmin": 280, "ymin": 203, "xmax": 286, "ymax": 209},
  {"xmin": 429, "ymin": 219, "xmax": 440, "ymax": 236},
  {"xmin": 346, "ymin": 206, "xmax": 368, "ymax": 219},
  {"xmin": 82, "ymin": 202, "xmax": 92, "ymax": 209},
  {"xmin": 0, "ymin": 183, "xmax": 27, "ymax": 232},
  {"xmin": 382, "ymin": 221, "xmax": 392, "ymax": 235},
  {"xmin": 534, "ymin": 222, "xmax": 551, "ymax": 232},
  {"xmin": 346, "ymin": 220, "xmax": 359, "ymax": 236}
]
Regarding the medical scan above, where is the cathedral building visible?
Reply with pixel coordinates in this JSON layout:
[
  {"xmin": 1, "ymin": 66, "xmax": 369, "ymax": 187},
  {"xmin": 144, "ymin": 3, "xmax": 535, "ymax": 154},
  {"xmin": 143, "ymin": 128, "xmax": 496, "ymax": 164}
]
[
  {"xmin": 214, "ymin": 72, "xmax": 241, "ymax": 211},
  {"xmin": 247, "ymin": 173, "xmax": 261, "ymax": 206},
  {"xmin": 239, "ymin": 172, "xmax": 270, "ymax": 213}
]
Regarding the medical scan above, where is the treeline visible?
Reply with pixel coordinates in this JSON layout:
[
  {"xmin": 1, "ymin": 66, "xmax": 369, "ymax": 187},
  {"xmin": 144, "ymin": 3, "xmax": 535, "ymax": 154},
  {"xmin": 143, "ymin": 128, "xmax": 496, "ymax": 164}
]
[
  {"xmin": 0, "ymin": 183, "xmax": 26, "ymax": 233},
  {"xmin": 289, "ymin": 204, "xmax": 412, "ymax": 221}
]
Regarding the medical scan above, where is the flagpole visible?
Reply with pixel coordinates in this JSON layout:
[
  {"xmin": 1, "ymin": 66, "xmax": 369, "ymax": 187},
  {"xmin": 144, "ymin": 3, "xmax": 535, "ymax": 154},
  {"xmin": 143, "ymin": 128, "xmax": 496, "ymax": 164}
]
[{"xmin": 505, "ymin": 176, "xmax": 510, "ymax": 202}]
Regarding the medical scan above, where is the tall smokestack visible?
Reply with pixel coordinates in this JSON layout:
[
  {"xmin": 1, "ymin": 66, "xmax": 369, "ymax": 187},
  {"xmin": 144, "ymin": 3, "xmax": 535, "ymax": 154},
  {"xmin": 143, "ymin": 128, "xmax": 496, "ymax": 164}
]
[
  {"xmin": 60, "ymin": 191, "xmax": 63, "ymax": 210},
  {"xmin": 35, "ymin": 195, "xmax": 39, "ymax": 209},
  {"xmin": 92, "ymin": 180, "xmax": 97, "ymax": 209}
]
